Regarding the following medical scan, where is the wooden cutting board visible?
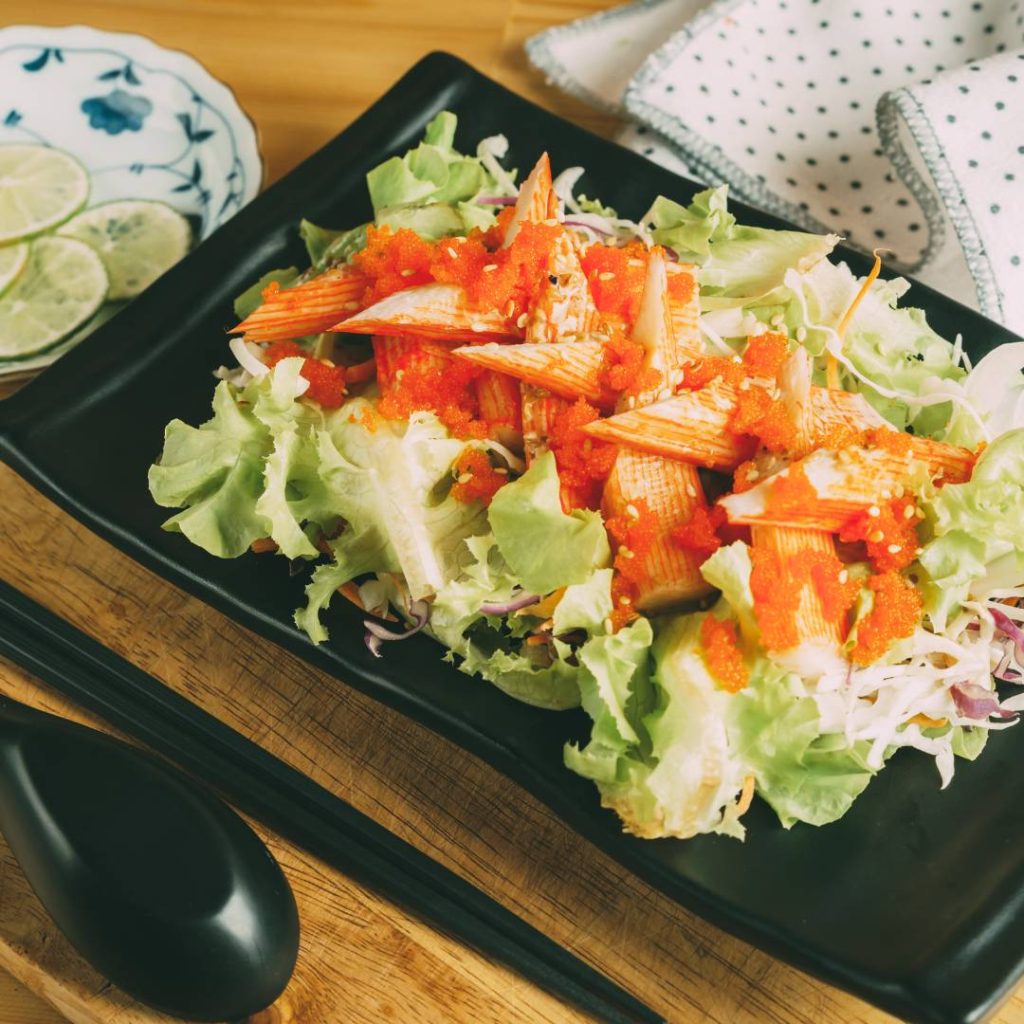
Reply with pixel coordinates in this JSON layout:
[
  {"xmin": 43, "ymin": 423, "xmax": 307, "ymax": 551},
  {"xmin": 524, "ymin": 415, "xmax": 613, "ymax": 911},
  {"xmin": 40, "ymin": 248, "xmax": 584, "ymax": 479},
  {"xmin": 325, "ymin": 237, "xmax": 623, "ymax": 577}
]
[{"xmin": 3, "ymin": 3, "xmax": 1024, "ymax": 1023}]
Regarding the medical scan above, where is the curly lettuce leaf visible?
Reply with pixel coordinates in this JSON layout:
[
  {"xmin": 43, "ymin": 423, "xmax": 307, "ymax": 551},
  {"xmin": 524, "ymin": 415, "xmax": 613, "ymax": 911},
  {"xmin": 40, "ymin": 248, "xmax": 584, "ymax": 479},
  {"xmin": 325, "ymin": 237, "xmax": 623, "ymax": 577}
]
[
  {"xmin": 365, "ymin": 111, "xmax": 511, "ymax": 238},
  {"xmin": 488, "ymin": 451, "xmax": 611, "ymax": 595},
  {"xmin": 919, "ymin": 428, "xmax": 1024, "ymax": 628}
]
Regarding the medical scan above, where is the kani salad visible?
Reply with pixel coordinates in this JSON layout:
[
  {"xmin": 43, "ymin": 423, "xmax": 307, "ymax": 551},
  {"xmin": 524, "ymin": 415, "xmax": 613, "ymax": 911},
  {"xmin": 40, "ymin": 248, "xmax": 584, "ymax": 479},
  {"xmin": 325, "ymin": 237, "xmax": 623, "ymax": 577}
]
[{"xmin": 149, "ymin": 113, "xmax": 1024, "ymax": 839}]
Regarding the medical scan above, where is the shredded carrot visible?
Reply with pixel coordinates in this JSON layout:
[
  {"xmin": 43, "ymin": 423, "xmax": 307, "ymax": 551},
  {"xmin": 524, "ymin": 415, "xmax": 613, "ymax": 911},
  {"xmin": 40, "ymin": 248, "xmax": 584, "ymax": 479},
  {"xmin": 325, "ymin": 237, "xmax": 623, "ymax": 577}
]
[{"xmin": 827, "ymin": 250, "xmax": 884, "ymax": 389}]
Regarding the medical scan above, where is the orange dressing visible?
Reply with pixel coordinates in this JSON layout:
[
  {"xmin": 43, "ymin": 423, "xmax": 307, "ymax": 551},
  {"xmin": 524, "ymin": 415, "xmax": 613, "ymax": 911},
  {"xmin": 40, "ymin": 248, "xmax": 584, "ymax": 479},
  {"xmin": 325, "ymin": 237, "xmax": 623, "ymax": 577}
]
[{"xmin": 700, "ymin": 615, "xmax": 749, "ymax": 692}]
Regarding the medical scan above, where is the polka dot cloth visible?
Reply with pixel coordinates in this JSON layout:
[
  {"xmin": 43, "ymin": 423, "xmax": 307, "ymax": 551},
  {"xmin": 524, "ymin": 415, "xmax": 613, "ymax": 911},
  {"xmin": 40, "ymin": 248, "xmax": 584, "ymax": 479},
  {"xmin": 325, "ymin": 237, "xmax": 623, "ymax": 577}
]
[{"xmin": 527, "ymin": 0, "xmax": 1024, "ymax": 332}]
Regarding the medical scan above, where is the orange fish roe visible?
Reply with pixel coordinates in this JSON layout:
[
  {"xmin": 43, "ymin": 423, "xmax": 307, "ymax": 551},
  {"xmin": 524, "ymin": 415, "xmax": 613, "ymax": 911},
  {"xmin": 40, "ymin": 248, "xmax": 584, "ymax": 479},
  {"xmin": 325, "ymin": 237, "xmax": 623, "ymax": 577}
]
[
  {"xmin": 599, "ymin": 325, "xmax": 662, "ymax": 397},
  {"xmin": 680, "ymin": 354, "xmax": 746, "ymax": 390},
  {"xmin": 353, "ymin": 225, "xmax": 435, "ymax": 303},
  {"xmin": 763, "ymin": 462, "xmax": 819, "ymax": 516},
  {"xmin": 864, "ymin": 425, "xmax": 914, "ymax": 458},
  {"xmin": 605, "ymin": 497, "xmax": 660, "ymax": 574},
  {"xmin": 432, "ymin": 221, "xmax": 561, "ymax": 319},
  {"xmin": 264, "ymin": 342, "xmax": 347, "ymax": 408},
  {"xmin": 666, "ymin": 265, "xmax": 696, "ymax": 306},
  {"xmin": 546, "ymin": 398, "xmax": 619, "ymax": 510},
  {"xmin": 450, "ymin": 449, "xmax": 506, "ymax": 507},
  {"xmin": 608, "ymin": 573, "xmax": 640, "ymax": 633},
  {"xmin": 670, "ymin": 504, "xmax": 726, "ymax": 560},
  {"xmin": 700, "ymin": 615, "xmax": 748, "ymax": 692},
  {"xmin": 850, "ymin": 571, "xmax": 922, "ymax": 666},
  {"xmin": 750, "ymin": 543, "xmax": 860, "ymax": 651},
  {"xmin": 581, "ymin": 241, "xmax": 649, "ymax": 323},
  {"xmin": 728, "ymin": 381, "xmax": 799, "ymax": 453},
  {"xmin": 732, "ymin": 459, "xmax": 763, "ymax": 493},
  {"xmin": 742, "ymin": 332, "xmax": 790, "ymax": 378},
  {"xmin": 375, "ymin": 337, "xmax": 488, "ymax": 439},
  {"xmin": 839, "ymin": 494, "xmax": 920, "ymax": 573}
]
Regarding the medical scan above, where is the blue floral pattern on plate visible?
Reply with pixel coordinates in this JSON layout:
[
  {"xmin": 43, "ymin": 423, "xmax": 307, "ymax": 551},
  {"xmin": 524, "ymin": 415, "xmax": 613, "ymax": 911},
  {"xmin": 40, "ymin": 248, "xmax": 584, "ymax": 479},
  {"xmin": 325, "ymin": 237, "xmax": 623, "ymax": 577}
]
[
  {"xmin": 81, "ymin": 90, "xmax": 153, "ymax": 134},
  {"xmin": 0, "ymin": 25, "xmax": 263, "ymax": 239}
]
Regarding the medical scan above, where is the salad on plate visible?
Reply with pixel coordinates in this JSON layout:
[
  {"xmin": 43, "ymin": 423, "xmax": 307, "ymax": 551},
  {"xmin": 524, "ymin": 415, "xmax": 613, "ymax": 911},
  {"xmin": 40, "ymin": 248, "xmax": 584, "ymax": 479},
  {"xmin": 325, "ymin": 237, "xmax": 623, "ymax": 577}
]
[{"xmin": 149, "ymin": 113, "xmax": 1024, "ymax": 840}]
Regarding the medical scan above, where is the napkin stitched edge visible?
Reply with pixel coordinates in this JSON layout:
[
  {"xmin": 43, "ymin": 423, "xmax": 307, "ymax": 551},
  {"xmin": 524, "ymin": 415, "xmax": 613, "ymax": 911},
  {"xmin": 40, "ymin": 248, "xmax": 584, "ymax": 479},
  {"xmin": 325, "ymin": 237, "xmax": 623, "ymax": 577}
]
[{"xmin": 877, "ymin": 88, "xmax": 1003, "ymax": 322}]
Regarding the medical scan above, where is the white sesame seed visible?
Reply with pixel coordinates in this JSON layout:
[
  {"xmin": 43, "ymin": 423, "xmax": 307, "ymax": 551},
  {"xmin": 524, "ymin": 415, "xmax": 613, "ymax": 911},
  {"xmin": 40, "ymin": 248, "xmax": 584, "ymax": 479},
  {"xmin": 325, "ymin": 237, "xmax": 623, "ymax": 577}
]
[
  {"xmin": 869, "ymin": 530, "xmax": 885, "ymax": 543},
  {"xmin": 894, "ymin": 483, "xmax": 905, "ymax": 498},
  {"xmin": 457, "ymin": 472, "xmax": 472, "ymax": 484},
  {"xmin": 599, "ymin": 271, "xmax": 615, "ymax": 281},
  {"xmin": 627, "ymin": 258, "xmax": 644, "ymax": 267},
  {"xmin": 903, "ymin": 504, "xmax": 916, "ymax": 519},
  {"xmin": 494, "ymin": 467, "xmax": 508, "ymax": 475},
  {"xmin": 838, "ymin": 569, "xmax": 849, "ymax": 584},
  {"xmin": 619, "ymin": 546, "xmax": 633, "ymax": 558},
  {"xmin": 470, "ymin": 322, "xmax": 487, "ymax": 333},
  {"xmin": 483, "ymin": 263, "xmax": 498, "ymax": 273},
  {"xmin": 626, "ymin": 503, "xmax": 640, "ymax": 519},
  {"xmin": 880, "ymin": 489, "xmax": 892, "ymax": 500},
  {"xmin": 770, "ymin": 313, "xmax": 784, "ymax": 327},
  {"xmin": 916, "ymin": 508, "xmax": 926, "ymax": 520},
  {"xmin": 446, "ymin": 246, "xmax": 458, "ymax": 258},
  {"xmin": 795, "ymin": 326, "xmax": 807, "ymax": 342},
  {"xmin": 604, "ymin": 617, "xmax": 615, "ymax": 633},
  {"xmin": 627, "ymin": 395, "xmax": 637, "ymax": 409},
  {"xmin": 887, "ymin": 544, "xmax": 902, "ymax": 555},
  {"xmin": 620, "ymin": 596, "xmax": 633, "ymax": 605},
  {"xmin": 915, "ymin": 547, "xmax": 924, "ymax": 556},
  {"xmin": 747, "ymin": 468, "xmax": 760, "ymax": 481},
  {"xmin": 732, "ymin": 355, "xmax": 743, "ymax": 364},
  {"xmin": 685, "ymin": 483, "xmax": 698, "ymax": 497},
  {"xmin": 516, "ymin": 312, "xmax": 529, "ymax": 329},
  {"xmin": 400, "ymin": 268, "xmax": 415, "ymax": 277},
  {"xmin": 868, "ymin": 505, "xmax": 881, "ymax": 517}
]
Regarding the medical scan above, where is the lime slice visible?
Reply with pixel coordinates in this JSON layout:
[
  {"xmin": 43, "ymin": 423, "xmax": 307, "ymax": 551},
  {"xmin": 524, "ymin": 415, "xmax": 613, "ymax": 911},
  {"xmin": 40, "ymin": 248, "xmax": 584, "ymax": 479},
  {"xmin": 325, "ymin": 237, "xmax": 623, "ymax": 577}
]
[
  {"xmin": 0, "ymin": 144, "xmax": 90, "ymax": 244},
  {"xmin": 0, "ymin": 242, "xmax": 29, "ymax": 297},
  {"xmin": 58, "ymin": 199, "xmax": 191, "ymax": 300},
  {"xmin": 0, "ymin": 236, "xmax": 108, "ymax": 360}
]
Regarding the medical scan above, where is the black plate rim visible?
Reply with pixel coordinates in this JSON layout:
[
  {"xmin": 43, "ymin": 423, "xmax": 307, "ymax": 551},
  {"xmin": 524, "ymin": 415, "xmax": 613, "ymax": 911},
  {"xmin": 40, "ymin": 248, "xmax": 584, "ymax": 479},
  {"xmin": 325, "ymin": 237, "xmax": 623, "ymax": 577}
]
[{"xmin": 3, "ymin": 51, "xmax": 1023, "ymax": 1024}]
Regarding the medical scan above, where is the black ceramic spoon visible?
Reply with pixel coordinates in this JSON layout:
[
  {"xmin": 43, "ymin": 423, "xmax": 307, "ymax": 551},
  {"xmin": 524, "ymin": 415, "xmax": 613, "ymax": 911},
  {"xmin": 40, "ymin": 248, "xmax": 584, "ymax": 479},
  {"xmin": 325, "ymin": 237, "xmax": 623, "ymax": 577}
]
[{"xmin": 0, "ymin": 692, "xmax": 299, "ymax": 1022}]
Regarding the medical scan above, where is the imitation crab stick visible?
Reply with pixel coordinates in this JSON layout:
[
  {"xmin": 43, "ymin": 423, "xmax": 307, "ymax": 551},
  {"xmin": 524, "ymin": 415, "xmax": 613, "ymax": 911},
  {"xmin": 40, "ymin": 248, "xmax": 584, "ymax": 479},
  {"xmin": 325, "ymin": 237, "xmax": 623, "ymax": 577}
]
[
  {"xmin": 749, "ymin": 349, "xmax": 851, "ymax": 668},
  {"xmin": 474, "ymin": 370, "xmax": 523, "ymax": 449},
  {"xmin": 231, "ymin": 266, "xmax": 370, "ymax": 342},
  {"xmin": 502, "ymin": 152, "xmax": 553, "ymax": 248},
  {"xmin": 720, "ymin": 444, "xmax": 947, "ymax": 531},
  {"xmin": 602, "ymin": 249, "xmax": 712, "ymax": 610},
  {"xmin": 452, "ymin": 339, "xmax": 609, "ymax": 404},
  {"xmin": 332, "ymin": 282, "xmax": 520, "ymax": 343}
]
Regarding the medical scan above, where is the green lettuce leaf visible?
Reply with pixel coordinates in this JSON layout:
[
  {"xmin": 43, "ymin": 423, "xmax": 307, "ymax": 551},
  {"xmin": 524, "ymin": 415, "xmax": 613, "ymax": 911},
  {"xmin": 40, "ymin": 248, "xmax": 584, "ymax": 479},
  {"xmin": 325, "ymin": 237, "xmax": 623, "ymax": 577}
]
[
  {"xmin": 149, "ymin": 379, "xmax": 274, "ymax": 556},
  {"xmin": 299, "ymin": 221, "xmax": 368, "ymax": 271},
  {"xmin": 728, "ymin": 669, "xmax": 877, "ymax": 828},
  {"xmin": 233, "ymin": 267, "xmax": 300, "ymax": 320},
  {"xmin": 488, "ymin": 451, "xmax": 611, "ymax": 595},
  {"xmin": 700, "ymin": 541, "xmax": 758, "ymax": 642},
  {"xmin": 919, "ymin": 428, "xmax": 1024, "ymax": 628},
  {"xmin": 365, "ymin": 111, "xmax": 511, "ymax": 236}
]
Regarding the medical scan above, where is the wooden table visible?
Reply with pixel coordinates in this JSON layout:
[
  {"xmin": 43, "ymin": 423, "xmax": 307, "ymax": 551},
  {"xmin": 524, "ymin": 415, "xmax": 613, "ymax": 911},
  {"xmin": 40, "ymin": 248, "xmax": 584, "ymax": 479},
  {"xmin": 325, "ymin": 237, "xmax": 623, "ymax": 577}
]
[{"xmin": 2, "ymin": 3, "xmax": 1024, "ymax": 1023}]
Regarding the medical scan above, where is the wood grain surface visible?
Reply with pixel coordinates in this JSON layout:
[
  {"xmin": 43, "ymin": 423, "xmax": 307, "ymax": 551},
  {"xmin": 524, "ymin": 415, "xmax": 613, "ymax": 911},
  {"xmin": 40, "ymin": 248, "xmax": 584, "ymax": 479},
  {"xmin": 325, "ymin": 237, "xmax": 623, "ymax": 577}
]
[{"xmin": 2, "ymin": 3, "xmax": 1024, "ymax": 1024}]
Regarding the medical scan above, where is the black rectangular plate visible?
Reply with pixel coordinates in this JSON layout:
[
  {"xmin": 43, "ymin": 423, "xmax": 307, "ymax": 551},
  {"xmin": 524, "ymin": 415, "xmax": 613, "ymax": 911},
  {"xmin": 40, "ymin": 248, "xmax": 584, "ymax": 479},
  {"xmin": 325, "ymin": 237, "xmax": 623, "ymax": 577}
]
[{"xmin": 3, "ymin": 53, "xmax": 1023, "ymax": 1024}]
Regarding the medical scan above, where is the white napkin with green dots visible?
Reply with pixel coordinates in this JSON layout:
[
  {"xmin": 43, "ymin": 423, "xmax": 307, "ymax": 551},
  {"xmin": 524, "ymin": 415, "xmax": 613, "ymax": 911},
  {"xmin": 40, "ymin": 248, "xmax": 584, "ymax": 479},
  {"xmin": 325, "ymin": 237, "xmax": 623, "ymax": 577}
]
[{"xmin": 527, "ymin": 0, "xmax": 1024, "ymax": 334}]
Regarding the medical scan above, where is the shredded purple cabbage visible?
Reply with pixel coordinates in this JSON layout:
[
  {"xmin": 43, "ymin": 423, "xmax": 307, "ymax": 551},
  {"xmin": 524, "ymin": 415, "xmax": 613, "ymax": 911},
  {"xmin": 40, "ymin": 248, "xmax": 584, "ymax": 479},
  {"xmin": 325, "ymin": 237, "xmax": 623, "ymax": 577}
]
[
  {"xmin": 476, "ymin": 196, "xmax": 517, "ymax": 206},
  {"xmin": 480, "ymin": 591, "xmax": 540, "ymax": 616},
  {"xmin": 363, "ymin": 599, "xmax": 429, "ymax": 657},
  {"xmin": 951, "ymin": 681, "xmax": 1018, "ymax": 720}
]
